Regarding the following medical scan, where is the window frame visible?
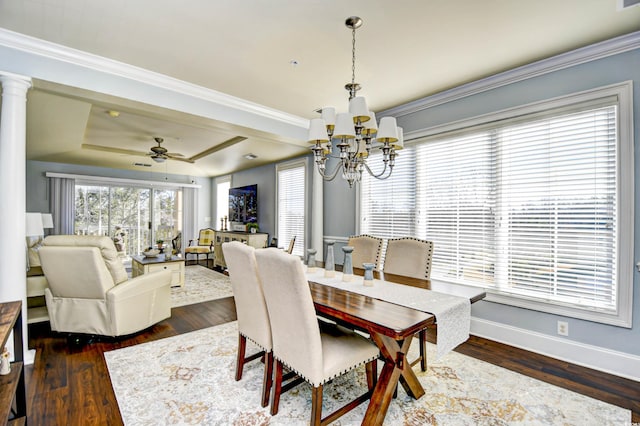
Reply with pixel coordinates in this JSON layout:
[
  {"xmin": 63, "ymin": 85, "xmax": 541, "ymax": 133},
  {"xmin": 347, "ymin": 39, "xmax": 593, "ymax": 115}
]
[{"xmin": 358, "ymin": 81, "xmax": 634, "ymax": 327}]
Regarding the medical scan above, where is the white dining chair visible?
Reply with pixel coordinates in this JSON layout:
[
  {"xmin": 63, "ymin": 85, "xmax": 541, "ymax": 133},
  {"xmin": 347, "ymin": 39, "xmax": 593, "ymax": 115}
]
[
  {"xmin": 347, "ymin": 234, "xmax": 383, "ymax": 271},
  {"xmin": 383, "ymin": 236, "xmax": 434, "ymax": 371},
  {"xmin": 254, "ymin": 248, "xmax": 379, "ymax": 425},
  {"xmin": 222, "ymin": 241, "xmax": 273, "ymax": 407}
]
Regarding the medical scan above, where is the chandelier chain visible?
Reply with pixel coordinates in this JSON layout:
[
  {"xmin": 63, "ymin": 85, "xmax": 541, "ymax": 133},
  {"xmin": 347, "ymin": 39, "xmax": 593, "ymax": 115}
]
[{"xmin": 351, "ymin": 26, "xmax": 357, "ymax": 88}]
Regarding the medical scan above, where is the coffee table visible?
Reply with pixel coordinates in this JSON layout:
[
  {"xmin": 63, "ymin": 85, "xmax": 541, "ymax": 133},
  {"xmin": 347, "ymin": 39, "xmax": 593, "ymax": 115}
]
[{"xmin": 131, "ymin": 255, "xmax": 185, "ymax": 287}]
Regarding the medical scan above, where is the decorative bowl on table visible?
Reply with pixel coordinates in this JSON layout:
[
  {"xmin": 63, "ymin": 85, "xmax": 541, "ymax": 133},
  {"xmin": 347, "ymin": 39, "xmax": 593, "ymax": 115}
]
[{"xmin": 142, "ymin": 249, "xmax": 160, "ymax": 258}]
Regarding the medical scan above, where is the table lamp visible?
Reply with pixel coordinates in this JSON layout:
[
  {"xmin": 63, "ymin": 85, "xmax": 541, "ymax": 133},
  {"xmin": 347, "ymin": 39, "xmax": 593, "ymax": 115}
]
[{"xmin": 41, "ymin": 213, "xmax": 54, "ymax": 235}]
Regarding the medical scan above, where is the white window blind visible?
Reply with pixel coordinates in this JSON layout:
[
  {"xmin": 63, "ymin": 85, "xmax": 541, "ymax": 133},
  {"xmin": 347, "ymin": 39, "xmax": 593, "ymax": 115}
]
[
  {"xmin": 497, "ymin": 107, "xmax": 617, "ymax": 309},
  {"xmin": 277, "ymin": 162, "xmax": 306, "ymax": 257},
  {"xmin": 360, "ymin": 147, "xmax": 416, "ymax": 242},
  {"xmin": 360, "ymin": 91, "xmax": 626, "ymax": 323}
]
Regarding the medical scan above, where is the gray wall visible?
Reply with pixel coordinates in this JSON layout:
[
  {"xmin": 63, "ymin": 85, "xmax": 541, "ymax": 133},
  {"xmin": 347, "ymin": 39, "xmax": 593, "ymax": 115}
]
[
  {"xmin": 26, "ymin": 160, "xmax": 213, "ymax": 232},
  {"xmin": 323, "ymin": 48, "xmax": 640, "ymax": 357},
  {"xmin": 212, "ymin": 154, "xmax": 314, "ymax": 252}
]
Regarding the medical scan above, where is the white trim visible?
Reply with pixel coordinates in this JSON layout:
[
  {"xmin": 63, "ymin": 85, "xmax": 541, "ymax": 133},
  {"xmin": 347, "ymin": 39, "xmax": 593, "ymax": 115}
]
[
  {"xmin": 45, "ymin": 172, "xmax": 201, "ymax": 189},
  {"xmin": 0, "ymin": 28, "xmax": 308, "ymax": 129},
  {"xmin": 470, "ymin": 317, "xmax": 640, "ymax": 382},
  {"xmin": 381, "ymin": 31, "xmax": 640, "ymax": 118},
  {"xmin": 323, "ymin": 236, "xmax": 349, "ymax": 244}
]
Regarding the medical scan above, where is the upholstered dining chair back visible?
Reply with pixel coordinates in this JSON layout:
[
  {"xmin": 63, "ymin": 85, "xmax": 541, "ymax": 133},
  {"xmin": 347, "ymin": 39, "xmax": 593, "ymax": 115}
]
[
  {"xmin": 223, "ymin": 241, "xmax": 274, "ymax": 407},
  {"xmin": 255, "ymin": 248, "xmax": 379, "ymax": 423},
  {"xmin": 383, "ymin": 237, "xmax": 434, "ymax": 280},
  {"xmin": 347, "ymin": 234, "xmax": 383, "ymax": 270},
  {"xmin": 255, "ymin": 248, "xmax": 323, "ymax": 383},
  {"xmin": 39, "ymin": 235, "xmax": 171, "ymax": 337},
  {"xmin": 222, "ymin": 241, "xmax": 272, "ymax": 352}
]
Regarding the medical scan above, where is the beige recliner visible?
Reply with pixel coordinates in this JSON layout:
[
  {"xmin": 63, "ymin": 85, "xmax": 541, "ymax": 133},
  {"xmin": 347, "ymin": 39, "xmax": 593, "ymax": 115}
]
[{"xmin": 39, "ymin": 235, "xmax": 172, "ymax": 337}]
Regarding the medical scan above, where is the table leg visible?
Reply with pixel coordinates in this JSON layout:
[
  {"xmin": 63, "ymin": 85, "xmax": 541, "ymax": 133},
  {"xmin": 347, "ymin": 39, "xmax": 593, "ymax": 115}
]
[{"xmin": 363, "ymin": 333, "xmax": 425, "ymax": 425}]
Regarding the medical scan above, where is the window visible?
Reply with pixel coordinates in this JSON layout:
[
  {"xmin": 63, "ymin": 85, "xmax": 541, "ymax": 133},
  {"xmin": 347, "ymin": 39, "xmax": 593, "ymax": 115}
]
[
  {"xmin": 277, "ymin": 159, "xmax": 306, "ymax": 257},
  {"xmin": 216, "ymin": 176, "xmax": 231, "ymax": 230},
  {"xmin": 75, "ymin": 184, "xmax": 182, "ymax": 259},
  {"xmin": 360, "ymin": 82, "xmax": 633, "ymax": 326}
]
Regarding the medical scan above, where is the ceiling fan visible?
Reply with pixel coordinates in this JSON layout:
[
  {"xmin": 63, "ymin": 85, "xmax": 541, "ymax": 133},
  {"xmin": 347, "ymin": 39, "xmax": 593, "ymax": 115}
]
[
  {"xmin": 147, "ymin": 137, "xmax": 193, "ymax": 163},
  {"xmin": 81, "ymin": 135, "xmax": 247, "ymax": 164}
]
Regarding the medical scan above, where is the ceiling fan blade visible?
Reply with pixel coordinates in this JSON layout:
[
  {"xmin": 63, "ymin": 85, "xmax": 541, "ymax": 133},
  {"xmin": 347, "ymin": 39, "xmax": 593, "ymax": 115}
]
[
  {"xmin": 167, "ymin": 154, "xmax": 195, "ymax": 164},
  {"xmin": 82, "ymin": 144, "xmax": 149, "ymax": 157},
  {"xmin": 189, "ymin": 136, "xmax": 247, "ymax": 161}
]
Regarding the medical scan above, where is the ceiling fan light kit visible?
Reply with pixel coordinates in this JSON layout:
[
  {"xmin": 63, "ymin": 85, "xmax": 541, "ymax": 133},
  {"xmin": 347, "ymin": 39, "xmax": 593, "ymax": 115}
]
[{"xmin": 308, "ymin": 16, "xmax": 403, "ymax": 188}]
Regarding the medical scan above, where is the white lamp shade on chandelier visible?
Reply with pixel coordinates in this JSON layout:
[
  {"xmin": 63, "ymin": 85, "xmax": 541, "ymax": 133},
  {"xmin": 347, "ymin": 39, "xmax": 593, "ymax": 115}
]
[{"xmin": 307, "ymin": 16, "xmax": 404, "ymax": 187}]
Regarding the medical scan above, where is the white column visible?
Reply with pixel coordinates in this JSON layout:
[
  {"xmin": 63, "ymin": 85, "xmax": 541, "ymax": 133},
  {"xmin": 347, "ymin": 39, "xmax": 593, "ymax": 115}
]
[{"xmin": 0, "ymin": 72, "xmax": 32, "ymax": 363}]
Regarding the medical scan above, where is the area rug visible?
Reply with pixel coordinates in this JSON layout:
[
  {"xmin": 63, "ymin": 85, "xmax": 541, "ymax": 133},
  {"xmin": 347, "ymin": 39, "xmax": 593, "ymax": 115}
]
[
  {"xmin": 171, "ymin": 265, "xmax": 233, "ymax": 308},
  {"xmin": 104, "ymin": 321, "xmax": 629, "ymax": 426}
]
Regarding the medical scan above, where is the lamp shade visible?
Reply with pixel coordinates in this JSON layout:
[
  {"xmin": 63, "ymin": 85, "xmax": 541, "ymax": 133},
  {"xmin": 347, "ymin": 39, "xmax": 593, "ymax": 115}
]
[
  {"xmin": 321, "ymin": 107, "xmax": 336, "ymax": 129},
  {"xmin": 41, "ymin": 213, "xmax": 54, "ymax": 229},
  {"xmin": 348, "ymin": 96, "xmax": 370, "ymax": 123},
  {"xmin": 362, "ymin": 111, "xmax": 378, "ymax": 136},
  {"xmin": 308, "ymin": 118, "xmax": 329, "ymax": 143},
  {"xmin": 333, "ymin": 113, "xmax": 356, "ymax": 139},
  {"xmin": 376, "ymin": 116, "xmax": 399, "ymax": 143},
  {"xmin": 392, "ymin": 126, "xmax": 404, "ymax": 150},
  {"xmin": 26, "ymin": 212, "xmax": 44, "ymax": 237}
]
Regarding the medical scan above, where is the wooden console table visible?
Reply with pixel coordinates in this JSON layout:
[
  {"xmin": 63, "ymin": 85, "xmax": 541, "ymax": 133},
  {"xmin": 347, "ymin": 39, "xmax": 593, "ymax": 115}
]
[
  {"xmin": 213, "ymin": 231, "xmax": 268, "ymax": 269},
  {"xmin": 0, "ymin": 301, "xmax": 27, "ymax": 425}
]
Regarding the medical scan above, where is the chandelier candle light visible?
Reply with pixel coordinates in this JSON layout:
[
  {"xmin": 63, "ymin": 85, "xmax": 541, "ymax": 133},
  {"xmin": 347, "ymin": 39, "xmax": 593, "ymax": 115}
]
[{"xmin": 308, "ymin": 16, "xmax": 404, "ymax": 188}]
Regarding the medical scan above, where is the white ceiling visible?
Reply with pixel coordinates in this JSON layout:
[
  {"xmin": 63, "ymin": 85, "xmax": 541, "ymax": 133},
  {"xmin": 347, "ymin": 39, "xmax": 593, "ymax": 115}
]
[{"xmin": 1, "ymin": 0, "xmax": 639, "ymax": 177}]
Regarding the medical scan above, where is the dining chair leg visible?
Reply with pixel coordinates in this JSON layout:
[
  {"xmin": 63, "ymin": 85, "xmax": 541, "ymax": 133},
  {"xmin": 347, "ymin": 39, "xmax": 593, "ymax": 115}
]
[
  {"xmin": 235, "ymin": 334, "xmax": 247, "ymax": 381},
  {"xmin": 270, "ymin": 360, "xmax": 284, "ymax": 416},
  {"xmin": 365, "ymin": 359, "xmax": 378, "ymax": 390},
  {"xmin": 419, "ymin": 329, "xmax": 428, "ymax": 372},
  {"xmin": 261, "ymin": 351, "xmax": 274, "ymax": 408},
  {"xmin": 310, "ymin": 385, "xmax": 323, "ymax": 426}
]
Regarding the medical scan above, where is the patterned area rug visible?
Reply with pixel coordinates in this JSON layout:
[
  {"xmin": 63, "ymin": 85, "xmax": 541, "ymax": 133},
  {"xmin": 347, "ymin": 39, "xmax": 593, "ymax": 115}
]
[
  {"xmin": 171, "ymin": 265, "xmax": 233, "ymax": 308},
  {"xmin": 104, "ymin": 321, "xmax": 629, "ymax": 426}
]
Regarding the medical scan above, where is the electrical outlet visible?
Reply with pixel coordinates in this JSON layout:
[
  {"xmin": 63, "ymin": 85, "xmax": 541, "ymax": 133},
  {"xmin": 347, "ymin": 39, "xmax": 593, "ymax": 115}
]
[{"xmin": 557, "ymin": 320, "xmax": 569, "ymax": 336}]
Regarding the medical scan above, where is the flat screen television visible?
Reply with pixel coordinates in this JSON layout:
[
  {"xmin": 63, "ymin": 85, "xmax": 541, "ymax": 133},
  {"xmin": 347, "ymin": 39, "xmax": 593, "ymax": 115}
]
[{"xmin": 228, "ymin": 184, "xmax": 258, "ymax": 224}]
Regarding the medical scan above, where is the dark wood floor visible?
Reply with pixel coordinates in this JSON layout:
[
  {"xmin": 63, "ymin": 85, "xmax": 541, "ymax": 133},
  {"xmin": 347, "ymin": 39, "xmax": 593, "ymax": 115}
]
[{"xmin": 25, "ymin": 297, "xmax": 639, "ymax": 425}]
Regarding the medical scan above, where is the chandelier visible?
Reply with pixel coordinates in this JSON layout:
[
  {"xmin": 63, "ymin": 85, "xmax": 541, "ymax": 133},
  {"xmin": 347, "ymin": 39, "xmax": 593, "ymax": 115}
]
[{"xmin": 308, "ymin": 16, "xmax": 403, "ymax": 188}]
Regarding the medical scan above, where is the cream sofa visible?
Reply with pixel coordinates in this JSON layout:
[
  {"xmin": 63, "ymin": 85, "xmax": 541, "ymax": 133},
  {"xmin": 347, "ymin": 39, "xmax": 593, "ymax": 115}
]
[{"xmin": 39, "ymin": 235, "xmax": 172, "ymax": 337}]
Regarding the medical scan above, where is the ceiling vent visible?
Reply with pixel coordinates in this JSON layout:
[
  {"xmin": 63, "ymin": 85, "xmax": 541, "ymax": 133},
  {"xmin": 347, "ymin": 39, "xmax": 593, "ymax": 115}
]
[
  {"xmin": 133, "ymin": 162, "xmax": 152, "ymax": 167},
  {"xmin": 618, "ymin": 0, "xmax": 640, "ymax": 10}
]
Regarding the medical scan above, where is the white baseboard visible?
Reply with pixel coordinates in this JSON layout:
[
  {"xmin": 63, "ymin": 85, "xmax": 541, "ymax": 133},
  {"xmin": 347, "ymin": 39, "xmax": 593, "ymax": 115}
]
[
  {"xmin": 25, "ymin": 348, "xmax": 35, "ymax": 365},
  {"xmin": 470, "ymin": 317, "xmax": 640, "ymax": 382}
]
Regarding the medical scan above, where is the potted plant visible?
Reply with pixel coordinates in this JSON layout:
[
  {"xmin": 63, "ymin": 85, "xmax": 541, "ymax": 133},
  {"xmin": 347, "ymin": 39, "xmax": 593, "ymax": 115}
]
[
  {"xmin": 156, "ymin": 239, "xmax": 164, "ymax": 249},
  {"xmin": 246, "ymin": 223, "xmax": 259, "ymax": 234}
]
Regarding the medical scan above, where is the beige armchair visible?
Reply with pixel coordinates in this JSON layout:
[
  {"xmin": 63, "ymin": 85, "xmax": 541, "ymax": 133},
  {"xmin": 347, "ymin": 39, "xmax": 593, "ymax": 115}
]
[{"xmin": 39, "ymin": 235, "xmax": 172, "ymax": 337}]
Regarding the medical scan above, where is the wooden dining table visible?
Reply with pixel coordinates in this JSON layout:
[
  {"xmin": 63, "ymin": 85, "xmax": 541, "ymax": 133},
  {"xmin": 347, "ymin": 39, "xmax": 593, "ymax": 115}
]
[{"xmin": 309, "ymin": 272, "xmax": 486, "ymax": 425}]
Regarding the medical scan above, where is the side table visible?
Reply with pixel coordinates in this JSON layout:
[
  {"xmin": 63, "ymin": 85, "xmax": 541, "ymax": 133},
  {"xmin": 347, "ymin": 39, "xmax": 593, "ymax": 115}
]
[
  {"xmin": 131, "ymin": 255, "xmax": 185, "ymax": 287},
  {"xmin": 27, "ymin": 266, "xmax": 49, "ymax": 324},
  {"xmin": 0, "ymin": 301, "xmax": 27, "ymax": 424}
]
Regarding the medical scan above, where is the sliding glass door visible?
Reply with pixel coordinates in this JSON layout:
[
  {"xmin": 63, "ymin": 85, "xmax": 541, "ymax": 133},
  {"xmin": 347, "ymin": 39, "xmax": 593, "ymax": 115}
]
[{"xmin": 75, "ymin": 184, "xmax": 181, "ymax": 259}]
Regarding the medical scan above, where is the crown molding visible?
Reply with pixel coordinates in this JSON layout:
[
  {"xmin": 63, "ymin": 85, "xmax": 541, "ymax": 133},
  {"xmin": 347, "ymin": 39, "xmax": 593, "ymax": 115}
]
[
  {"xmin": 381, "ymin": 31, "xmax": 640, "ymax": 118},
  {"xmin": 0, "ymin": 28, "xmax": 308, "ymax": 128}
]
